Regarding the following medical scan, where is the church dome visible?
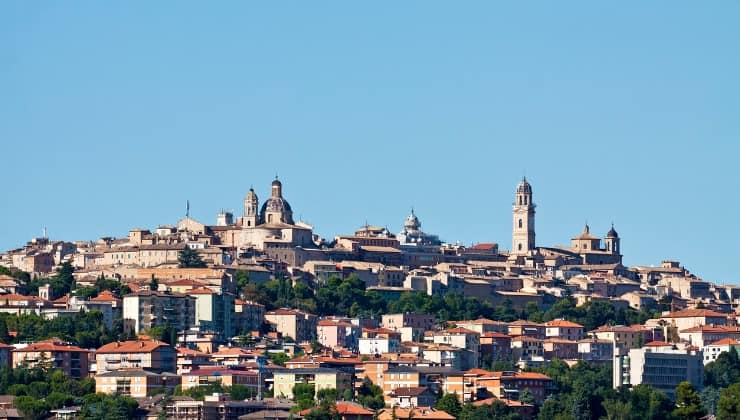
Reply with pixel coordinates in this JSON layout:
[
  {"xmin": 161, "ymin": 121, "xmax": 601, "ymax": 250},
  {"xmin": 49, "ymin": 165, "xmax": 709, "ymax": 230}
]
[
  {"xmin": 516, "ymin": 177, "xmax": 532, "ymax": 194},
  {"xmin": 404, "ymin": 209, "xmax": 421, "ymax": 231},
  {"xmin": 260, "ymin": 197, "xmax": 293, "ymax": 220},
  {"xmin": 272, "ymin": 178, "xmax": 282, "ymax": 188},
  {"xmin": 606, "ymin": 224, "xmax": 619, "ymax": 238}
]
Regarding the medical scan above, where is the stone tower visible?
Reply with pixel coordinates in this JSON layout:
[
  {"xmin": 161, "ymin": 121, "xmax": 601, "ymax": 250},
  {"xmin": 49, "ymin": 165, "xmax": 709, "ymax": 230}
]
[
  {"xmin": 512, "ymin": 177, "xmax": 536, "ymax": 254},
  {"xmin": 243, "ymin": 187, "xmax": 259, "ymax": 228},
  {"xmin": 605, "ymin": 224, "xmax": 620, "ymax": 255}
]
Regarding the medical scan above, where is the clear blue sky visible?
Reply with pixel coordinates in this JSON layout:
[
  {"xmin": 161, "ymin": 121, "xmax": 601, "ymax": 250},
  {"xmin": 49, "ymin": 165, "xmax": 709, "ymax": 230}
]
[{"xmin": 2, "ymin": 2, "xmax": 739, "ymax": 285}]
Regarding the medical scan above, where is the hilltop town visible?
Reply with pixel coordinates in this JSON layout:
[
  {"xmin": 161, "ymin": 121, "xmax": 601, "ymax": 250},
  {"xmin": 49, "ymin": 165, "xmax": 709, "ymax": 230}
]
[{"xmin": 0, "ymin": 178, "xmax": 738, "ymax": 419}]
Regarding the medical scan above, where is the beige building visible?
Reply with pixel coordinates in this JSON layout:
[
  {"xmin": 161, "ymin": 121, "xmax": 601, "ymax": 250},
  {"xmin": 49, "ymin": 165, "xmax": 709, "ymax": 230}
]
[
  {"xmin": 12, "ymin": 339, "xmax": 89, "ymax": 378},
  {"xmin": 264, "ymin": 308, "xmax": 318, "ymax": 342},
  {"xmin": 96, "ymin": 339, "xmax": 176, "ymax": 373},
  {"xmin": 123, "ymin": 290, "xmax": 195, "ymax": 334},
  {"xmin": 96, "ymin": 369, "xmax": 178, "ymax": 397},
  {"xmin": 234, "ymin": 299, "xmax": 265, "ymax": 334},
  {"xmin": 590, "ymin": 325, "xmax": 643, "ymax": 350},
  {"xmin": 273, "ymin": 368, "xmax": 352, "ymax": 399}
]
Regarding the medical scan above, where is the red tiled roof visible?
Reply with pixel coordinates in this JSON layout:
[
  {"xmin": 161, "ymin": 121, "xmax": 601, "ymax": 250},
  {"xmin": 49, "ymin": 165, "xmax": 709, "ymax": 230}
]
[
  {"xmin": 708, "ymin": 338, "xmax": 740, "ymax": 346},
  {"xmin": 664, "ymin": 309, "xmax": 727, "ymax": 318},
  {"xmin": 188, "ymin": 287, "xmax": 216, "ymax": 295},
  {"xmin": 441, "ymin": 327, "xmax": 479, "ymax": 335},
  {"xmin": 14, "ymin": 340, "xmax": 88, "ymax": 353},
  {"xmin": 545, "ymin": 320, "xmax": 584, "ymax": 328},
  {"xmin": 90, "ymin": 290, "xmax": 121, "ymax": 302},
  {"xmin": 644, "ymin": 340, "xmax": 672, "ymax": 347},
  {"xmin": 97, "ymin": 340, "xmax": 170, "ymax": 354}
]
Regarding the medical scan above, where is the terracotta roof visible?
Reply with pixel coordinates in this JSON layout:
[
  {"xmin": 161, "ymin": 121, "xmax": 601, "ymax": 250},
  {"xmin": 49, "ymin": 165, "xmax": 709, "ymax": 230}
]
[
  {"xmin": 664, "ymin": 309, "xmax": 728, "ymax": 318},
  {"xmin": 456, "ymin": 318, "xmax": 505, "ymax": 325},
  {"xmin": 545, "ymin": 320, "xmax": 584, "ymax": 328},
  {"xmin": 266, "ymin": 308, "xmax": 315, "ymax": 317},
  {"xmin": 464, "ymin": 368, "xmax": 492, "ymax": 376},
  {"xmin": 380, "ymin": 407, "xmax": 455, "ymax": 420},
  {"xmin": 167, "ymin": 279, "xmax": 207, "ymax": 287},
  {"xmin": 188, "ymin": 287, "xmax": 216, "ymax": 295},
  {"xmin": 440, "ymin": 327, "xmax": 479, "ymax": 335},
  {"xmin": 14, "ymin": 341, "xmax": 88, "ymax": 353},
  {"xmin": 708, "ymin": 338, "xmax": 740, "ymax": 346},
  {"xmin": 0, "ymin": 294, "xmax": 45, "ymax": 302},
  {"xmin": 176, "ymin": 347, "xmax": 208, "ymax": 356},
  {"xmin": 481, "ymin": 332, "xmax": 511, "ymax": 339},
  {"xmin": 392, "ymin": 386, "xmax": 430, "ymax": 397},
  {"xmin": 644, "ymin": 340, "xmax": 672, "ymax": 347},
  {"xmin": 473, "ymin": 397, "xmax": 534, "ymax": 408},
  {"xmin": 336, "ymin": 402, "xmax": 375, "ymax": 416},
  {"xmin": 469, "ymin": 243, "xmax": 497, "ymax": 251},
  {"xmin": 480, "ymin": 371, "xmax": 551, "ymax": 381},
  {"xmin": 680, "ymin": 325, "xmax": 739, "ymax": 333},
  {"xmin": 90, "ymin": 290, "xmax": 121, "ymax": 302},
  {"xmin": 97, "ymin": 340, "xmax": 171, "ymax": 354}
]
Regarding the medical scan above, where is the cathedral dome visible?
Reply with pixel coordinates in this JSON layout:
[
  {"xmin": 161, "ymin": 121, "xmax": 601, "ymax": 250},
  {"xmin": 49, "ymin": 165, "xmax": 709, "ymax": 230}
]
[
  {"xmin": 260, "ymin": 197, "xmax": 293, "ymax": 220},
  {"xmin": 272, "ymin": 178, "xmax": 282, "ymax": 188},
  {"xmin": 404, "ymin": 209, "xmax": 421, "ymax": 231},
  {"xmin": 516, "ymin": 177, "xmax": 532, "ymax": 194}
]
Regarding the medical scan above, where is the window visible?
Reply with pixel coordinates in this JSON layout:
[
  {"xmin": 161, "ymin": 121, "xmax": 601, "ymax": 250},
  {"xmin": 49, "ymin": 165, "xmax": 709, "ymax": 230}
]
[
  {"xmin": 518, "ymin": 243, "xmax": 523, "ymax": 251},
  {"xmin": 518, "ymin": 219, "xmax": 523, "ymax": 229}
]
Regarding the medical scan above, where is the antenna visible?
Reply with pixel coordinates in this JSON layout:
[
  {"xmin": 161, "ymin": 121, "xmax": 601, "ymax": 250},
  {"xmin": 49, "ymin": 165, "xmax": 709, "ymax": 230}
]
[
  {"xmin": 42, "ymin": 227, "xmax": 47, "ymax": 238},
  {"xmin": 186, "ymin": 200, "xmax": 190, "ymax": 219}
]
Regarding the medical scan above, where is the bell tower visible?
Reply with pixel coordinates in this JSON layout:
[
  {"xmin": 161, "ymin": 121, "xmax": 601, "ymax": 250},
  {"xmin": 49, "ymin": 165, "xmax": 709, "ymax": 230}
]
[
  {"xmin": 243, "ymin": 187, "xmax": 259, "ymax": 228},
  {"xmin": 512, "ymin": 177, "xmax": 536, "ymax": 255}
]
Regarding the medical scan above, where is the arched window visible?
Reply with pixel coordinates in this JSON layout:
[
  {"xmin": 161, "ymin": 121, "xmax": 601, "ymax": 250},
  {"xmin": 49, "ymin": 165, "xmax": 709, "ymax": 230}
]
[
  {"xmin": 518, "ymin": 243, "xmax": 523, "ymax": 251},
  {"xmin": 268, "ymin": 214, "xmax": 273, "ymax": 223},
  {"xmin": 518, "ymin": 219, "xmax": 523, "ymax": 229}
]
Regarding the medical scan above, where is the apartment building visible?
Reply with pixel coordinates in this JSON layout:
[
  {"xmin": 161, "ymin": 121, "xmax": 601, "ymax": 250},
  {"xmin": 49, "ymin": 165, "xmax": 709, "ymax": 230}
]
[
  {"xmin": 613, "ymin": 341, "xmax": 703, "ymax": 399},
  {"xmin": 95, "ymin": 339, "xmax": 176, "ymax": 373},
  {"xmin": 122, "ymin": 290, "xmax": 195, "ymax": 334},
  {"xmin": 264, "ymin": 308, "xmax": 318, "ymax": 342},
  {"xmin": 11, "ymin": 339, "xmax": 89, "ymax": 378}
]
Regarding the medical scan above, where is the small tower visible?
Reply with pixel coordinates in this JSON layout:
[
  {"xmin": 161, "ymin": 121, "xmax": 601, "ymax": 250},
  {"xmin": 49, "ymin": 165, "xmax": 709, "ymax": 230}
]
[
  {"xmin": 243, "ymin": 187, "xmax": 259, "ymax": 228},
  {"xmin": 605, "ymin": 224, "xmax": 620, "ymax": 255},
  {"xmin": 512, "ymin": 177, "xmax": 536, "ymax": 254}
]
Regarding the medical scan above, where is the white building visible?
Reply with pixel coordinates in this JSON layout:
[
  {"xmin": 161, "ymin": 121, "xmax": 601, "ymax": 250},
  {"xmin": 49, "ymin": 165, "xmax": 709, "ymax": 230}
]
[
  {"xmin": 613, "ymin": 341, "xmax": 703, "ymax": 399},
  {"xmin": 702, "ymin": 338, "xmax": 740, "ymax": 365}
]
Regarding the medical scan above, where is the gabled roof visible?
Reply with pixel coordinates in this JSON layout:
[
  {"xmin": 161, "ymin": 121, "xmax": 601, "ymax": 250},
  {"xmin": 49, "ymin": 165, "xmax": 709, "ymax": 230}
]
[
  {"xmin": 391, "ymin": 386, "xmax": 431, "ymax": 397},
  {"xmin": 644, "ymin": 340, "xmax": 672, "ymax": 347},
  {"xmin": 14, "ymin": 340, "xmax": 88, "ymax": 353},
  {"xmin": 545, "ymin": 319, "xmax": 584, "ymax": 328},
  {"xmin": 439, "ymin": 327, "xmax": 479, "ymax": 335},
  {"xmin": 708, "ymin": 338, "xmax": 740, "ymax": 346},
  {"xmin": 97, "ymin": 340, "xmax": 171, "ymax": 354},
  {"xmin": 90, "ymin": 290, "xmax": 121, "ymax": 302},
  {"xmin": 663, "ymin": 309, "xmax": 727, "ymax": 318}
]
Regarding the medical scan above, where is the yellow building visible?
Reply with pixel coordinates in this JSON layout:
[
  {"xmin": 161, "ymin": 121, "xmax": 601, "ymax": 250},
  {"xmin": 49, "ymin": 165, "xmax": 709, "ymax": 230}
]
[{"xmin": 273, "ymin": 368, "xmax": 352, "ymax": 399}]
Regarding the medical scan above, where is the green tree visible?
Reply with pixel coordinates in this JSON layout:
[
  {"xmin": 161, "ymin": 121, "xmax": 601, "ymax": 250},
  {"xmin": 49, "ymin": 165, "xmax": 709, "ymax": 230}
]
[
  {"xmin": 79, "ymin": 393, "xmax": 138, "ymax": 420},
  {"xmin": 13, "ymin": 395, "xmax": 50, "ymax": 420},
  {"xmin": 356, "ymin": 377, "xmax": 384, "ymax": 410},
  {"xmin": 293, "ymin": 383, "xmax": 316, "ymax": 411},
  {"xmin": 700, "ymin": 386, "xmax": 721, "ymax": 416},
  {"xmin": 178, "ymin": 247, "xmax": 206, "ymax": 268},
  {"xmin": 717, "ymin": 382, "xmax": 740, "ymax": 420},
  {"xmin": 673, "ymin": 381, "xmax": 705, "ymax": 420},
  {"xmin": 704, "ymin": 346, "xmax": 740, "ymax": 388},
  {"xmin": 435, "ymin": 393, "xmax": 462, "ymax": 418},
  {"xmin": 267, "ymin": 352, "xmax": 290, "ymax": 367}
]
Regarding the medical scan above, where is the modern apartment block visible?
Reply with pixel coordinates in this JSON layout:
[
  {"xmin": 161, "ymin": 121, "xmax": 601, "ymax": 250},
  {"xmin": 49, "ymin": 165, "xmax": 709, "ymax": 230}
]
[
  {"xmin": 123, "ymin": 290, "xmax": 195, "ymax": 334},
  {"xmin": 613, "ymin": 341, "xmax": 703, "ymax": 399}
]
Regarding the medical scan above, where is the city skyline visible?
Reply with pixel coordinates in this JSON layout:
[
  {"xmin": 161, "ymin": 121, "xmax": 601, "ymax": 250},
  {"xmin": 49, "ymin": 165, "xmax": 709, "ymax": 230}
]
[{"xmin": 2, "ymin": 2, "xmax": 739, "ymax": 285}]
